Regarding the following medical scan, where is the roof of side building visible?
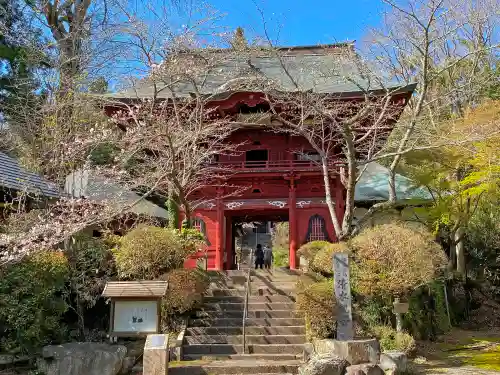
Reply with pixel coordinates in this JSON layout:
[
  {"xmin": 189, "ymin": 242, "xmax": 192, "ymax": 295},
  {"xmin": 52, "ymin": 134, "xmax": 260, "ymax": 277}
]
[{"xmin": 0, "ymin": 152, "xmax": 61, "ymax": 198}]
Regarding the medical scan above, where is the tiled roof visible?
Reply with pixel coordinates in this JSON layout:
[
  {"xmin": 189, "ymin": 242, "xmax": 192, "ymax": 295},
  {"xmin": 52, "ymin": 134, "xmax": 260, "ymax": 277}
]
[
  {"xmin": 0, "ymin": 152, "xmax": 61, "ymax": 198},
  {"xmin": 104, "ymin": 45, "xmax": 416, "ymax": 100},
  {"xmin": 65, "ymin": 169, "xmax": 169, "ymax": 218},
  {"xmin": 356, "ymin": 162, "xmax": 431, "ymax": 202}
]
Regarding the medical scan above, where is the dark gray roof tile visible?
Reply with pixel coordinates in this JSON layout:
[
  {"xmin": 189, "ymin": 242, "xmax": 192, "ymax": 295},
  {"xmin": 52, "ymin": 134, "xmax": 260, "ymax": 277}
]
[{"xmin": 0, "ymin": 152, "xmax": 61, "ymax": 198}]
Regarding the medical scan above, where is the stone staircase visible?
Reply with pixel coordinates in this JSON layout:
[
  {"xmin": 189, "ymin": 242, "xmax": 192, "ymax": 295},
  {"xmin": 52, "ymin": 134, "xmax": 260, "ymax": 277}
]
[{"xmin": 174, "ymin": 268, "xmax": 306, "ymax": 375}]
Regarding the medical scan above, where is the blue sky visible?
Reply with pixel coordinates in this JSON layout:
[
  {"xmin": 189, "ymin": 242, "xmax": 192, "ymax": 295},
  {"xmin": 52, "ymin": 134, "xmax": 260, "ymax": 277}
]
[{"xmin": 204, "ymin": 0, "xmax": 385, "ymax": 46}]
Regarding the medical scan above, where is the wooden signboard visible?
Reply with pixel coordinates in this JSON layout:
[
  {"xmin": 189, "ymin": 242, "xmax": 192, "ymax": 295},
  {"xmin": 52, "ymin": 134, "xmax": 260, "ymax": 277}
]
[{"xmin": 102, "ymin": 281, "xmax": 168, "ymax": 339}]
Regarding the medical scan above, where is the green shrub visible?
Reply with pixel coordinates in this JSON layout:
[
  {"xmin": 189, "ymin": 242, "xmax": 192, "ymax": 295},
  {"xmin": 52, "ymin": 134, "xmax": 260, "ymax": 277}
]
[
  {"xmin": 350, "ymin": 223, "xmax": 447, "ymax": 298},
  {"xmin": 89, "ymin": 142, "xmax": 119, "ymax": 165},
  {"xmin": 160, "ymin": 268, "xmax": 210, "ymax": 330},
  {"xmin": 297, "ymin": 241, "xmax": 331, "ymax": 263},
  {"xmin": 370, "ymin": 325, "xmax": 416, "ymax": 354},
  {"xmin": 67, "ymin": 234, "xmax": 115, "ymax": 309},
  {"xmin": 311, "ymin": 242, "xmax": 349, "ymax": 276},
  {"xmin": 273, "ymin": 247, "xmax": 289, "ymax": 268},
  {"xmin": 296, "ymin": 279, "xmax": 336, "ymax": 340},
  {"xmin": 403, "ymin": 281, "xmax": 451, "ymax": 340},
  {"xmin": 355, "ymin": 296, "xmax": 393, "ymax": 329},
  {"xmin": 0, "ymin": 251, "xmax": 69, "ymax": 354},
  {"xmin": 113, "ymin": 226, "xmax": 197, "ymax": 280}
]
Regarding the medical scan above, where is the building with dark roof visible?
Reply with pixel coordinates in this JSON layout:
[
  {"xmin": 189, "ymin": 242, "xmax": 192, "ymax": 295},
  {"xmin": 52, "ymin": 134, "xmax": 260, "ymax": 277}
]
[{"xmin": 101, "ymin": 43, "xmax": 418, "ymax": 271}]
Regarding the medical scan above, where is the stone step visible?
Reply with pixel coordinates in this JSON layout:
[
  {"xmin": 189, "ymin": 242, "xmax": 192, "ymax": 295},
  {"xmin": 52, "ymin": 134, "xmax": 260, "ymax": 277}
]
[
  {"xmin": 203, "ymin": 302, "xmax": 296, "ymax": 311},
  {"xmin": 184, "ymin": 334, "xmax": 307, "ymax": 345},
  {"xmin": 194, "ymin": 310, "xmax": 297, "ymax": 319},
  {"xmin": 206, "ymin": 288, "xmax": 295, "ymax": 297},
  {"xmin": 182, "ymin": 344, "xmax": 305, "ymax": 356},
  {"xmin": 189, "ymin": 318, "xmax": 305, "ymax": 327},
  {"xmin": 250, "ymin": 278, "xmax": 297, "ymax": 289},
  {"xmin": 186, "ymin": 326, "xmax": 306, "ymax": 336},
  {"xmin": 168, "ymin": 360, "xmax": 300, "ymax": 375},
  {"xmin": 204, "ymin": 295, "xmax": 295, "ymax": 303},
  {"xmin": 182, "ymin": 353, "xmax": 301, "ymax": 361}
]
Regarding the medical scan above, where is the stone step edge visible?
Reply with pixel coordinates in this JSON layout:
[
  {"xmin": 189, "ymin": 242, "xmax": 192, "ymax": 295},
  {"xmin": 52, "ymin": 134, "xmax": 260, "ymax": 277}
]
[
  {"xmin": 186, "ymin": 325, "xmax": 305, "ymax": 330},
  {"xmin": 184, "ymin": 353, "xmax": 304, "ymax": 361}
]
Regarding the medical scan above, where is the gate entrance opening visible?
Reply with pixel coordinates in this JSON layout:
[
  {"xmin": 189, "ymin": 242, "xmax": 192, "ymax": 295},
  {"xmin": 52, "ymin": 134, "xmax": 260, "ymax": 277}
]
[{"xmin": 228, "ymin": 211, "xmax": 289, "ymax": 270}]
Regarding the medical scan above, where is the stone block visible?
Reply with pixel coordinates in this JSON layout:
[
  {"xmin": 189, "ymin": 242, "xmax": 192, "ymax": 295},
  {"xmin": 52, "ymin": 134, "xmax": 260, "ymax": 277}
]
[
  {"xmin": 143, "ymin": 334, "xmax": 169, "ymax": 375},
  {"xmin": 379, "ymin": 351, "xmax": 408, "ymax": 373},
  {"xmin": 345, "ymin": 363, "xmax": 384, "ymax": 375},
  {"xmin": 313, "ymin": 339, "xmax": 380, "ymax": 365},
  {"xmin": 298, "ymin": 354, "xmax": 348, "ymax": 375},
  {"xmin": 38, "ymin": 342, "xmax": 127, "ymax": 375}
]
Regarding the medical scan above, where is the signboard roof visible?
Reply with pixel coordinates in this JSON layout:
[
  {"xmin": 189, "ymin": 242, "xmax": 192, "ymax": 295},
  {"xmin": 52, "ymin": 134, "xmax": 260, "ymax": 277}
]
[{"xmin": 102, "ymin": 281, "xmax": 168, "ymax": 298}]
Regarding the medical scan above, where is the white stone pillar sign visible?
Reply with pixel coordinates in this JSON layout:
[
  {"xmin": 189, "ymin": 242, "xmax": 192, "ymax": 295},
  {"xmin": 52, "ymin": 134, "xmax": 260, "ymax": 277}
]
[{"xmin": 333, "ymin": 253, "xmax": 354, "ymax": 340}]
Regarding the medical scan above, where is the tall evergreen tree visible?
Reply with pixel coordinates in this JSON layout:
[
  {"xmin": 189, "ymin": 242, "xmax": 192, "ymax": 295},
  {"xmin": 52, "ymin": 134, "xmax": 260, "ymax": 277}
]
[
  {"xmin": 231, "ymin": 27, "xmax": 248, "ymax": 50},
  {"xmin": 0, "ymin": 0, "xmax": 46, "ymax": 128}
]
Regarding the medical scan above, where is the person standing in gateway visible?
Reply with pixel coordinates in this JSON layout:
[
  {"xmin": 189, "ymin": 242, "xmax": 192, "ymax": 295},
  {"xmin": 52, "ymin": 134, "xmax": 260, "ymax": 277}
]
[
  {"xmin": 263, "ymin": 245, "xmax": 273, "ymax": 270},
  {"xmin": 254, "ymin": 244, "xmax": 264, "ymax": 269}
]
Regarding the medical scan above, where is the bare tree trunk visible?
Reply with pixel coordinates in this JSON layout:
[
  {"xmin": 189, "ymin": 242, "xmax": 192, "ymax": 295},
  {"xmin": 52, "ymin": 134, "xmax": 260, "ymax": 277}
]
[
  {"xmin": 321, "ymin": 157, "xmax": 342, "ymax": 238},
  {"xmin": 455, "ymin": 226, "xmax": 466, "ymax": 276},
  {"xmin": 341, "ymin": 144, "xmax": 357, "ymax": 238}
]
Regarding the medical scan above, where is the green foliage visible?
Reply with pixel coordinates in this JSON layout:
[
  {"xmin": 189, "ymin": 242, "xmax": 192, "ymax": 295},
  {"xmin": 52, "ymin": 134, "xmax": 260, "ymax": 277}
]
[
  {"xmin": 167, "ymin": 195, "xmax": 180, "ymax": 229},
  {"xmin": 160, "ymin": 268, "xmax": 210, "ymax": 330},
  {"xmin": 88, "ymin": 142, "xmax": 119, "ymax": 165},
  {"xmin": 466, "ymin": 198, "xmax": 500, "ymax": 297},
  {"xmin": 370, "ymin": 325, "xmax": 416, "ymax": 354},
  {"xmin": 271, "ymin": 222, "xmax": 289, "ymax": 267},
  {"xmin": 0, "ymin": 251, "xmax": 69, "ymax": 354},
  {"xmin": 355, "ymin": 296, "xmax": 393, "ymax": 328},
  {"xmin": 311, "ymin": 242, "xmax": 349, "ymax": 277},
  {"xmin": 88, "ymin": 76, "xmax": 108, "ymax": 94},
  {"xmin": 297, "ymin": 241, "xmax": 331, "ymax": 263},
  {"xmin": 113, "ymin": 226, "xmax": 197, "ymax": 280},
  {"xmin": 67, "ymin": 234, "xmax": 115, "ymax": 309},
  {"xmin": 350, "ymin": 223, "xmax": 447, "ymax": 298},
  {"xmin": 273, "ymin": 247, "xmax": 289, "ymax": 268},
  {"xmin": 403, "ymin": 281, "xmax": 451, "ymax": 340},
  {"xmin": 296, "ymin": 278, "xmax": 336, "ymax": 340}
]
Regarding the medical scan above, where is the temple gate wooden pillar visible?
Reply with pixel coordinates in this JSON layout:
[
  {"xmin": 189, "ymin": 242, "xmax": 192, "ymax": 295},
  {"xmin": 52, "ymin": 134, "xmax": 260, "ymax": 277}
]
[
  {"xmin": 288, "ymin": 179, "xmax": 297, "ymax": 270},
  {"xmin": 215, "ymin": 197, "xmax": 224, "ymax": 271}
]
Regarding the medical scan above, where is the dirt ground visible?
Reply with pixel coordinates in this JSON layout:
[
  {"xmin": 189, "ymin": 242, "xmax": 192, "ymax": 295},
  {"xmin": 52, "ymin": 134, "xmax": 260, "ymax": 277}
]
[{"xmin": 409, "ymin": 329, "xmax": 500, "ymax": 374}]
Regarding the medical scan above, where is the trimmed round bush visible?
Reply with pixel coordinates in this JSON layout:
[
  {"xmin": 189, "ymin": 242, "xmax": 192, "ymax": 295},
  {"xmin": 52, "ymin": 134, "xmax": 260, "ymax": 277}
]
[
  {"xmin": 311, "ymin": 242, "xmax": 349, "ymax": 276},
  {"xmin": 113, "ymin": 226, "xmax": 195, "ymax": 280},
  {"xmin": 350, "ymin": 223, "xmax": 447, "ymax": 297},
  {"xmin": 297, "ymin": 241, "xmax": 331, "ymax": 263},
  {"xmin": 296, "ymin": 278, "xmax": 336, "ymax": 339}
]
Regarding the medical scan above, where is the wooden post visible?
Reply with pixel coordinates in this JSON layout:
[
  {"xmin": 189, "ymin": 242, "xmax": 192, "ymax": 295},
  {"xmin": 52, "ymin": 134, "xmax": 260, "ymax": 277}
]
[
  {"xmin": 289, "ymin": 180, "xmax": 297, "ymax": 270},
  {"xmin": 215, "ymin": 197, "xmax": 224, "ymax": 271}
]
